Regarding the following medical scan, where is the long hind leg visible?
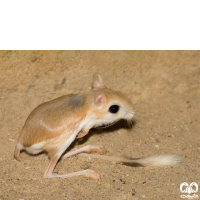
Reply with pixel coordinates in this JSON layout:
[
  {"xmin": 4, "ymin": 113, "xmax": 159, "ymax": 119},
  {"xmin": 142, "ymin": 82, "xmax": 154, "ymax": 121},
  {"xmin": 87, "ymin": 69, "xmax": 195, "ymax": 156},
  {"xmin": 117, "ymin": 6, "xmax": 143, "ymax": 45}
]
[{"xmin": 44, "ymin": 155, "xmax": 101, "ymax": 179}]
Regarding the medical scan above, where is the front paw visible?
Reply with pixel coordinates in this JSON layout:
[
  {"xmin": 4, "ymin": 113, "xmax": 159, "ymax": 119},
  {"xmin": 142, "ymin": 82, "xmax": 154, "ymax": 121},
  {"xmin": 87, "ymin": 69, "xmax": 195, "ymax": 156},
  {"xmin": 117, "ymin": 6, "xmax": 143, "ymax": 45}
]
[{"xmin": 76, "ymin": 130, "xmax": 88, "ymax": 138}]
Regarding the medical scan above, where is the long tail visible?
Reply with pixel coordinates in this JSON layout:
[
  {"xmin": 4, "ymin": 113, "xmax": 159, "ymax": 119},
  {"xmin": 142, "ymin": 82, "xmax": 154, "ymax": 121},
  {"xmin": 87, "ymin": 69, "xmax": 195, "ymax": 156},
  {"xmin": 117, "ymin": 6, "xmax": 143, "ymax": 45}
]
[
  {"xmin": 14, "ymin": 143, "xmax": 24, "ymax": 161},
  {"xmin": 79, "ymin": 153, "xmax": 181, "ymax": 167}
]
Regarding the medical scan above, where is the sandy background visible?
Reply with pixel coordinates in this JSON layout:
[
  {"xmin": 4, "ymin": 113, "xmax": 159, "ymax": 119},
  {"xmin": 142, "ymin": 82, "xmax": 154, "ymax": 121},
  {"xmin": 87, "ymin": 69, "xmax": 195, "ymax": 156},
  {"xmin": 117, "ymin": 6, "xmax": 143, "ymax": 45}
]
[{"xmin": 0, "ymin": 51, "xmax": 199, "ymax": 199}]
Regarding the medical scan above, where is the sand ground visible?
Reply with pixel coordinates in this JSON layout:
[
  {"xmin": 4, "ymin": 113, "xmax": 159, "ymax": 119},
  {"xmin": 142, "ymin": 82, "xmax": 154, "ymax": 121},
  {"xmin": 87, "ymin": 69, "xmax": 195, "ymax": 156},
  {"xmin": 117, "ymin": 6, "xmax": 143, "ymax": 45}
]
[{"xmin": 0, "ymin": 51, "xmax": 199, "ymax": 200}]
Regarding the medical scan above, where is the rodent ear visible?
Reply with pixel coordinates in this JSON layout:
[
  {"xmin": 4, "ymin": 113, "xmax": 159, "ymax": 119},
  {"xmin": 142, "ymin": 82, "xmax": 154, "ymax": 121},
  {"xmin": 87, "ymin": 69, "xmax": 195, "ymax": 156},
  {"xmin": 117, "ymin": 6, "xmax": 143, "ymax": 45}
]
[
  {"xmin": 92, "ymin": 73, "xmax": 105, "ymax": 89},
  {"xmin": 95, "ymin": 90, "xmax": 106, "ymax": 106}
]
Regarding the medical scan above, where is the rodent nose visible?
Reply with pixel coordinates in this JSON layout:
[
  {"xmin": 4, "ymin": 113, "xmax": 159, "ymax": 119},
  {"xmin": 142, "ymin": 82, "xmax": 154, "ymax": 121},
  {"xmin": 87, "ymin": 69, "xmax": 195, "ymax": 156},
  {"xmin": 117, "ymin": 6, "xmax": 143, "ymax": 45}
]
[{"xmin": 125, "ymin": 112, "xmax": 135, "ymax": 120}]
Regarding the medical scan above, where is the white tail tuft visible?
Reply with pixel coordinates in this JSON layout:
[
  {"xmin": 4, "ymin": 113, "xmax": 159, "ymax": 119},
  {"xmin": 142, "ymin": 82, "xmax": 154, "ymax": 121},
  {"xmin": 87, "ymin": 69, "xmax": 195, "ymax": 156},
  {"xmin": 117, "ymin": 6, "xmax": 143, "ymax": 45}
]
[{"xmin": 137, "ymin": 155, "xmax": 181, "ymax": 166}]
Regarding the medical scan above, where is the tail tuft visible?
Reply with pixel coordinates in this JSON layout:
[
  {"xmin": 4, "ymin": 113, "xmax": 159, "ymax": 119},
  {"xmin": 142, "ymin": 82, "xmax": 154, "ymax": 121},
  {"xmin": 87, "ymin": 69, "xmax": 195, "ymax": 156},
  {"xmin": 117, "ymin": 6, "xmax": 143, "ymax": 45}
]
[{"xmin": 138, "ymin": 155, "xmax": 181, "ymax": 166}]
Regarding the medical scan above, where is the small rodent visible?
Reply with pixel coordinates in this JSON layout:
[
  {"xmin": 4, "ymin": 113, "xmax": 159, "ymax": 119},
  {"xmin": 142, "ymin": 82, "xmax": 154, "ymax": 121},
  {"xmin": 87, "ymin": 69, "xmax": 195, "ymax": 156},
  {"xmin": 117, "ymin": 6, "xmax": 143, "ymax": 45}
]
[{"xmin": 14, "ymin": 73, "xmax": 180, "ymax": 179}]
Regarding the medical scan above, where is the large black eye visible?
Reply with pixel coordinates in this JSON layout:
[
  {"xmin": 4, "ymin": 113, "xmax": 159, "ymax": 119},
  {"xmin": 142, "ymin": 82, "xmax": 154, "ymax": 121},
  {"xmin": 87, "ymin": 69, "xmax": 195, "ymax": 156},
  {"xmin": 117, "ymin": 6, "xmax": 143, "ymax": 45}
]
[{"xmin": 109, "ymin": 105, "xmax": 119, "ymax": 114}]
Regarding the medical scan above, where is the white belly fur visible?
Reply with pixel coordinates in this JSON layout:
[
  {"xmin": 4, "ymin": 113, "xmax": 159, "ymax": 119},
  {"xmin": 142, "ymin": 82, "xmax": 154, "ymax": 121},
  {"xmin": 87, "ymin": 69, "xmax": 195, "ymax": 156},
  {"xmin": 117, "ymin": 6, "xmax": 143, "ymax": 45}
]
[
  {"xmin": 24, "ymin": 117, "xmax": 91, "ymax": 157},
  {"xmin": 25, "ymin": 141, "xmax": 46, "ymax": 155}
]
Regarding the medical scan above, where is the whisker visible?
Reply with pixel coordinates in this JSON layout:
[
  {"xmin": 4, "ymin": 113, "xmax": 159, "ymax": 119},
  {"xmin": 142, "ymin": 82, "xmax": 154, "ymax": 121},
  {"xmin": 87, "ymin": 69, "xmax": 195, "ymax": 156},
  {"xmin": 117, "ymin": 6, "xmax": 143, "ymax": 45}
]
[
  {"xmin": 126, "ymin": 119, "xmax": 133, "ymax": 128},
  {"xmin": 126, "ymin": 117, "xmax": 138, "ymax": 128}
]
